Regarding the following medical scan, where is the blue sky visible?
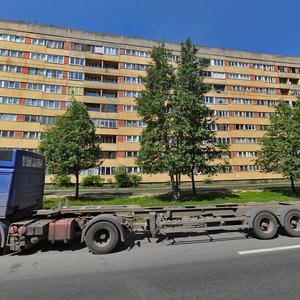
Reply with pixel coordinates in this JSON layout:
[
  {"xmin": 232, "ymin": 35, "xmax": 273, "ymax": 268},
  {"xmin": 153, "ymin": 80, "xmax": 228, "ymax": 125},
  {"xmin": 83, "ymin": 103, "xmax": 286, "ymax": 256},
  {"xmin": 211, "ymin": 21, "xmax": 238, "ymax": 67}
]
[{"xmin": 1, "ymin": 0, "xmax": 300, "ymax": 56}]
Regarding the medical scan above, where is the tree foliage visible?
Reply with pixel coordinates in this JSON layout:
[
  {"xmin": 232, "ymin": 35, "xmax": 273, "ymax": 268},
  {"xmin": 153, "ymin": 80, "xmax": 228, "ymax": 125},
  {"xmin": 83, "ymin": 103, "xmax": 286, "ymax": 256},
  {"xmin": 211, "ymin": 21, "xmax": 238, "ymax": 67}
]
[
  {"xmin": 136, "ymin": 39, "xmax": 229, "ymax": 199},
  {"xmin": 172, "ymin": 38, "xmax": 229, "ymax": 195},
  {"xmin": 256, "ymin": 99, "xmax": 300, "ymax": 193},
  {"xmin": 39, "ymin": 99, "xmax": 101, "ymax": 198}
]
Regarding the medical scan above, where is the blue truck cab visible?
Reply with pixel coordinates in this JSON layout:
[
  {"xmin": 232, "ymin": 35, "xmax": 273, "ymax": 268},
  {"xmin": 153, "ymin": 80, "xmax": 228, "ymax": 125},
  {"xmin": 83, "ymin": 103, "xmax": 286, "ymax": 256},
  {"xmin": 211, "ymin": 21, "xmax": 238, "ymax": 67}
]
[{"xmin": 0, "ymin": 149, "xmax": 45, "ymax": 219}]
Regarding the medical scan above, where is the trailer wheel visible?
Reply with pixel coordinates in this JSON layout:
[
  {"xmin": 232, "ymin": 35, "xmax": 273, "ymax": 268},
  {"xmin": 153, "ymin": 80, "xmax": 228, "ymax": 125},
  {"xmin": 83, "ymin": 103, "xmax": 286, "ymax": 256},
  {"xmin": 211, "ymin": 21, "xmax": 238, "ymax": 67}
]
[
  {"xmin": 284, "ymin": 210, "xmax": 300, "ymax": 237},
  {"xmin": 253, "ymin": 212, "xmax": 278, "ymax": 240},
  {"xmin": 85, "ymin": 221, "xmax": 119, "ymax": 254}
]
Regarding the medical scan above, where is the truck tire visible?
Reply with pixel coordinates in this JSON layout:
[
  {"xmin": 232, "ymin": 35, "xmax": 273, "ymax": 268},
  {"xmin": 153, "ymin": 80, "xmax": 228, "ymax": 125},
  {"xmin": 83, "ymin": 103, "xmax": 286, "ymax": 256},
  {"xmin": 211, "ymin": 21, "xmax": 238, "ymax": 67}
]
[
  {"xmin": 253, "ymin": 212, "xmax": 278, "ymax": 240},
  {"xmin": 284, "ymin": 210, "xmax": 300, "ymax": 237},
  {"xmin": 85, "ymin": 221, "xmax": 119, "ymax": 254}
]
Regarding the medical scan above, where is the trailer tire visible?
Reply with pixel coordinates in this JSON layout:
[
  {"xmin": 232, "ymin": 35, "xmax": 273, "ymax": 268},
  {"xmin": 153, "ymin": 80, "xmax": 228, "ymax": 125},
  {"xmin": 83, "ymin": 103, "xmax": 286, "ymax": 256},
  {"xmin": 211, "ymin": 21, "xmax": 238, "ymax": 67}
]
[
  {"xmin": 85, "ymin": 221, "xmax": 119, "ymax": 254},
  {"xmin": 253, "ymin": 212, "xmax": 278, "ymax": 240},
  {"xmin": 283, "ymin": 210, "xmax": 300, "ymax": 237}
]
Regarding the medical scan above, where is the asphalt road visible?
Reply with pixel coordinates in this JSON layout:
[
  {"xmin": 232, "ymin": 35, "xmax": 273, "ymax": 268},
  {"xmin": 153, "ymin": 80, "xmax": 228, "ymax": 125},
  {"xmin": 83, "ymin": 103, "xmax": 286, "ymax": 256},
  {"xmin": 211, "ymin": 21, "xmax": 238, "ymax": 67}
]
[
  {"xmin": 1, "ymin": 232, "xmax": 300, "ymax": 299},
  {"xmin": 44, "ymin": 182, "xmax": 299, "ymax": 196}
]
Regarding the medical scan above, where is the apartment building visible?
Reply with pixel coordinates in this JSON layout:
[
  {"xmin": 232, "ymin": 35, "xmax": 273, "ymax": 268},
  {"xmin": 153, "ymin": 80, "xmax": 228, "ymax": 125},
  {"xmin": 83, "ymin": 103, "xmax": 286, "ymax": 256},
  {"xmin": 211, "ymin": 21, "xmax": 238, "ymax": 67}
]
[{"xmin": 0, "ymin": 20, "xmax": 298, "ymax": 182}]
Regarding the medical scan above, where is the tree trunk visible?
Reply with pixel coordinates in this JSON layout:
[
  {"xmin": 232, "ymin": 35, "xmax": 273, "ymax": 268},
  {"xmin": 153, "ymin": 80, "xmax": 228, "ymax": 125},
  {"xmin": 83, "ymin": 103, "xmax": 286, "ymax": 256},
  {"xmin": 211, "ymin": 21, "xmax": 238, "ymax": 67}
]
[
  {"xmin": 75, "ymin": 170, "xmax": 79, "ymax": 199},
  {"xmin": 191, "ymin": 167, "xmax": 197, "ymax": 195},
  {"xmin": 290, "ymin": 175, "xmax": 296, "ymax": 194}
]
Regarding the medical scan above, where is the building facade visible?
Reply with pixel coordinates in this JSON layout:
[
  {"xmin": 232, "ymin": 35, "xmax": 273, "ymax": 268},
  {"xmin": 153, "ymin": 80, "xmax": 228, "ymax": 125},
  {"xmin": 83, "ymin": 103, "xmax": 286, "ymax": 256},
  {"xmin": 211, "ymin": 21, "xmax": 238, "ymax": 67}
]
[{"xmin": 0, "ymin": 20, "xmax": 298, "ymax": 182}]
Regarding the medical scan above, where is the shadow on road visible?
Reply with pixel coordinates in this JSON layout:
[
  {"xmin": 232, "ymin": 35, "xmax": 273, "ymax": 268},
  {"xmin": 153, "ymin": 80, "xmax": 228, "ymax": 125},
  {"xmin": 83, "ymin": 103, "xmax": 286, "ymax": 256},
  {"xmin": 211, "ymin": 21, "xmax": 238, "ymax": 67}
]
[{"xmin": 8, "ymin": 230, "xmax": 252, "ymax": 257}]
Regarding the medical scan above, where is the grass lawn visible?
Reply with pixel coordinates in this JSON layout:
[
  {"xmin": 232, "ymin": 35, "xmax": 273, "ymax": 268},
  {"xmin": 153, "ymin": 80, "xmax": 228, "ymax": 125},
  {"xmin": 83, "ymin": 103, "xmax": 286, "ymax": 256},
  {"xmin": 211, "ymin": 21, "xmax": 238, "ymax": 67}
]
[{"xmin": 43, "ymin": 188, "xmax": 300, "ymax": 209}]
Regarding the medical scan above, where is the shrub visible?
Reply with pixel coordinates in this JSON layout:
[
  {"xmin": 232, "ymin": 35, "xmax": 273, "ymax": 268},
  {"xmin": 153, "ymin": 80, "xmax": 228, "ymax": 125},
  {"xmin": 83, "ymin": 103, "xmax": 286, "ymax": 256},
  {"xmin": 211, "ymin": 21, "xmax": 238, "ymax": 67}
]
[
  {"xmin": 129, "ymin": 174, "xmax": 142, "ymax": 187},
  {"xmin": 114, "ymin": 166, "xmax": 142, "ymax": 187},
  {"xmin": 81, "ymin": 175, "xmax": 105, "ymax": 187},
  {"xmin": 114, "ymin": 166, "xmax": 131, "ymax": 187},
  {"xmin": 203, "ymin": 178, "xmax": 212, "ymax": 184},
  {"xmin": 106, "ymin": 178, "xmax": 115, "ymax": 187},
  {"xmin": 51, "ymin": 174, "xmax": 72, "ymax": 187}
]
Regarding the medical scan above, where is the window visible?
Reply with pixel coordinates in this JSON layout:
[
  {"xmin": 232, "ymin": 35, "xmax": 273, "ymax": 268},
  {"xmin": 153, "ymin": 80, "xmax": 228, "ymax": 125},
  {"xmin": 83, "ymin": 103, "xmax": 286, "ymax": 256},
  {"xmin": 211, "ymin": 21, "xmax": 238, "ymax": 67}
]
[
  {"xmin": 228, "ymin": 61, "xmax": 249, "ymax": 68},
  {"xmin": 0, "ymin": 81, "xmax": 20, "ymax": 89},
  {"xmin": 93, "ymin": 119, "xmax": 117, "ymax": 128},
  {"xmin": 236, "ymin": 138, "xmax": 257, "ymax": 144},
  {"xmin": 0, "ymin": 49, "xmax": 22, "ymax": 57},
  {"xmin": 231, "ymin": 86, "xmax": 251, "ymax": 92},
  {"xmin": 102, "ymin": 151, "xmax": 116, "ymax": 159},
  {"xmin": 99, "ymin": 167, "xmax": 116, "ymax": 175},
  {"xmin": 210, "ymin": 59, "xmax": 224, "ymax": 66},
  {"xmin": 103, "ymin": 91, "xmax": 117, "ymax": 98},
  {"xmin": 0, "ymin": 114, "xmax": 17, "ymax": 121},
  {"xmin": 125, "ymin": 135, "xmax": 140, "ymax": 142},
  {"xmin": 235, "ymin": 124, "xmax": 256, "ymax": 130},
  {"xmin": 124, "ymin": 105, "xmax": 137, "ymax": 112},
  {"xmin": 24, "ymin": 115, "xmax": 39, "ymax": 122},
  {"xmin": 0, "ymin": 64, "xmax": 22, "ymax": 73},
  {"xmin": 126, "ymin": 167, "xmax": 141, "ymax": 174},
  {"xmin": 259, "ymin": 112, "xmax": 275, "ymax": 118},
  {"xmin": 218, "ymin": 166, "xmax": 232, "ymax": 173},
  {"xmin": 32, "ymin": 38, "xmax": 46, "ymax": 46},
  {"xmin": 124, "ymin": 77, "xmax": 144, "ymax": 84},
  {"xmin": 256, "ymin": 88, "xmax": 276, "ymax": 94},
  {"xmin": 46, "ymin": 40, "xmax": 64, "ymax": 49},
  {"xmin": 229, "ymin": 73, "xmax": 250, "ymax": 80},
  {"xmin": 209, "ymin": 123, "xmax": 229, "ymax": 131},
  {"xmin": 124, "ymin": 120, "xmax": 147, "ymax": 127},
  {"xmin": 124, "ymin": 63, "xmax": 148, "ymax": 71},
  {"xmin": 0, "ymin": 34, "xmax": 25, "ymax": 43},
  {"xmin": 27, "ymin": 83, "xmax": 62, "ymax": 94},
  {"xmin": 0, "ymin": 97, "xmax": 19, "ymax": 105},
  {"xmin": 25, "ymin": 99, "xmax": 61, "ymax": 109},
  {"xmin": 238, "ymin": 165, "xmax": 260, "ymax": 171},
  {"xmin": 215, "ymin": 110, "xmax": 229, "ymax": 117},
  {"xmin": 47, "ymin": 55, "xmax": 64, "ymax": 64},
  {"xmin": 67, "ymin": 86, "xmax": 83, "ymax": 95},
  {"xmin": 236, "ymin": 151, "xmax": 257, "ymax": 158},
  {"xmin": 0, "ymin": 130, "xmax": 15, "ymax": 138},
  {"xmin": 40, "ymin": 116, "xmax": 56, "ymax": 125},
  {"xmin": 124, "ymin": 49, "xmax": 150, "ymax": 57},
  {"xmin": 253, "ymin": 64, "xmax": 274, "ymax": 72},
  {"xmin": 100, "ymin": 135, "xmax": 116, "ymax": 143},
  {"xmin": 101, "ymin": 104, "xmax": 117, "ymax": 112},
  {"xmin": 22, "ymin": 132, "xmax": 40, "ymax": 139},
  {"xmin": 124, "ymin": 91, "xmax": 140, "ymax": 97},
  {"xmin": 257, "ymin": 100, "xmax": 278, "ymax": 107},
  {"xmin": 29, "ymin": 68, "xmax": 46, "ymax": 76},
  {"xmin": 104, "ymin": 47, "xmax": 119, "ymax": 55},
  {"xmin": 254, "ymin": 76, "xmax": 276, "ymax": 83},
  {"xmin": 125, "ymin": 151, "xmax": 139, "ymax": 157},
  {"xmin": 45, "ymin": 69, "xmax": 63, "ymax": 78},
  {"xmin": 30, "ymin": 52, "xmax": 47, "ymax": 60},
  {"xmin": 204, "ymin": 97, "xmax": 228, "ymax": 104},
  {"xmin": 71, "ymin": 43, "xmax": 86, "ymax": 51},
  {"xmin": 69, "ymin": 57, "xmax": 85, "ymax": 66},
  {"xmin": 217, "ymin": 137, "xmax": 231, "ymax": 144},
  {"xmin": 210, "ymin": 72, "xmax": 226, "ymax": 79},
  {"xmin": 232, "ymin": 98, "xmax": 253, "ymax": 105},
  {"xmin": 68, "ymin": 72, "xmax": 84, "ymax": 80},
  {"xmin": 233, "ymin": 111, "xmax": 253, "ymax": 117}
]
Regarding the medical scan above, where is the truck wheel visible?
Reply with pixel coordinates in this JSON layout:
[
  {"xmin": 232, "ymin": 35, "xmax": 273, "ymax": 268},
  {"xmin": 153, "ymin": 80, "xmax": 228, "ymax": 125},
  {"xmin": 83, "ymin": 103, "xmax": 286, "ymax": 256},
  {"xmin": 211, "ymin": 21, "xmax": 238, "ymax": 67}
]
[
  {"xmin": 284, "ymin": 210, "xmax": 300, "ymax": 237},
  {"xmin": 253, "ymin": 212, "xmax": 278, "ymax": 240},
  {"xmin": 85, "ymin": 221, "xmax": 119, "ymax": 254}
]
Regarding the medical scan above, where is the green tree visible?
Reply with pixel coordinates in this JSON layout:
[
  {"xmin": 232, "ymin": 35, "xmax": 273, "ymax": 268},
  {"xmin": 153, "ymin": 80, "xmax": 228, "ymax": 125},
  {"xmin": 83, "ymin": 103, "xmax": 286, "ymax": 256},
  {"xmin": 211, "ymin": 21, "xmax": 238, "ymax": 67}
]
[
  {"xmin": 136, "ymin": 44, "xmax": 180, "ymax": 197},
  {"xmin": 137, "ymin": 40, "xmax": 229, "ymax": 199},
  {"xmin": 39, "ymin": 99, "xmax": 101, "ymax": 198},
  {"xmin": 256, "ymin": 99, "xmax": 300, "ymax": 193},
  {"xmin": 172, "ymin": 38, "xmax": 229, "ymax": 195}
]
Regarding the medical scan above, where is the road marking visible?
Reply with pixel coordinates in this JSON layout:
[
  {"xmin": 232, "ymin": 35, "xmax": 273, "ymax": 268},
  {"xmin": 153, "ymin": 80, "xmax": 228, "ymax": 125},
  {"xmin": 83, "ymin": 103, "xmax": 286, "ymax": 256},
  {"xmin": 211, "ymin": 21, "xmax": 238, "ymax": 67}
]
[{"xmin": 238, "ymin": 244, "xmax": 300, "ymax": 255}]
